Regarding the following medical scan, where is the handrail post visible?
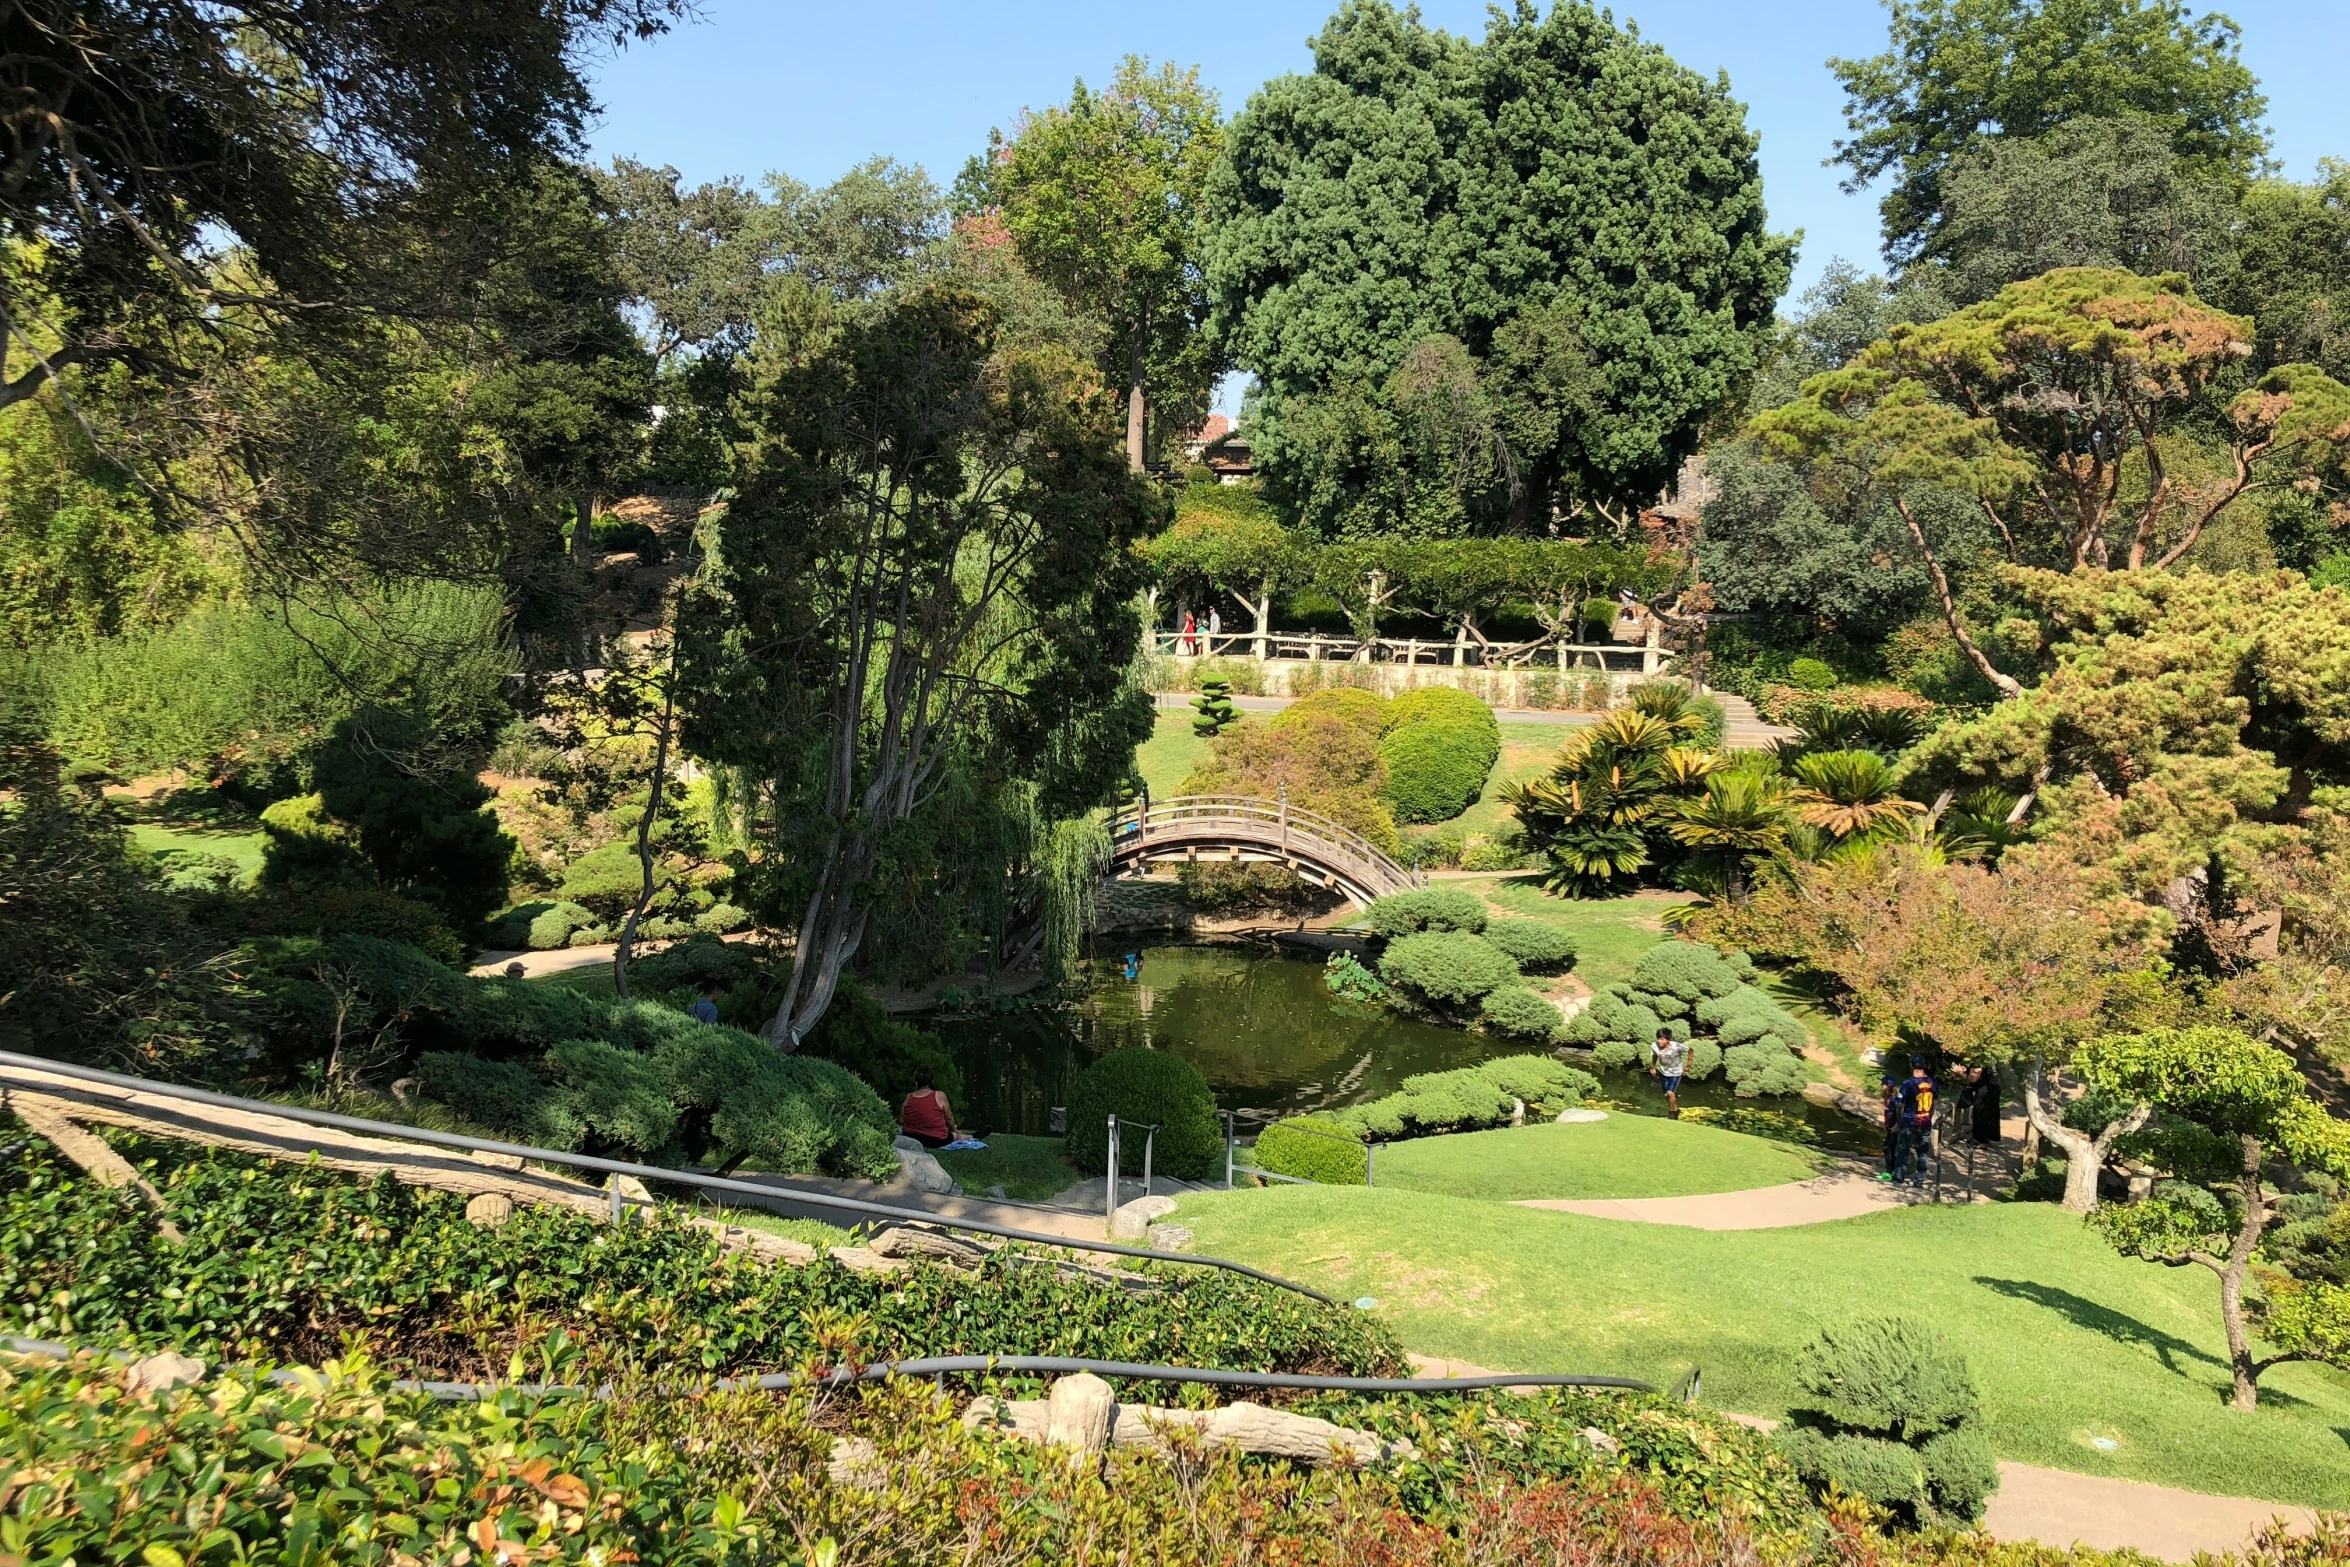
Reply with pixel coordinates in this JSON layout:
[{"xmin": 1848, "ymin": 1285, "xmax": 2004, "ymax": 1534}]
[
  {"xmin": 1143, "ymin": 1124, "xmax": 1156, "ymax": 1197},
  {"xmin": 1366, "ymin": 1142, "xmax": 1377, "ymax": 1187},
  {"xmin": 1280, "ymin": 783, "xmax": 1289, "ymax": 855},
  {"xmin": 1105, "ymin": 1115, "xmax": 1119, "ymax": 1227},
  {"xmin": 1224, "ymin": 1110, "xmax": 1236, "ymax": 1190}
]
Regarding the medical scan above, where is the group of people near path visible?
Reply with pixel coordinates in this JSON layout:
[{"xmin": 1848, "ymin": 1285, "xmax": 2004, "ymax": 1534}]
[
  {"xmin": 1175, "ymin": 607, "xmax": 1221, "ymax": 656},
  {"xmin": 1878, "ymin": 1057, "xmax": 2003, "ymax": 1189}
]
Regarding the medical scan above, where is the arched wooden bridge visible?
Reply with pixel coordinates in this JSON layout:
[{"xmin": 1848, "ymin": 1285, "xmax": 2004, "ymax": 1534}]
[{"xmin": 1108, "ymin": 793, "xmax": 1426, "ymax": 906}]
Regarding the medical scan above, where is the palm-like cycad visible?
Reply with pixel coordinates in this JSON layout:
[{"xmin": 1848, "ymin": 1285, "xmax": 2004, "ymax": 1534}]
[
  {"xmin": 1789, "ymin": 749, "xmax": 1925, "ymax": 842},
  {"xmin": 1668, "ymin": 769, "xmax": 1790, "ymax": 901},
  {"xmin": 1504, "ymin": 709, "xmax": 1683, "ymax": 897},
  {"xmin": 1935, "ymin": 786, "xmax": 2022, "ymax": 861}
]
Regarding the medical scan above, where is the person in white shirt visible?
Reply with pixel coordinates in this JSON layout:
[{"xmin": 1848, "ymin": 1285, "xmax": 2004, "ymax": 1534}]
[
  {"xmin": 1650, "ymin": 1029, "xmax": 1692, "ymax": 1117},
  {"xmin": 1206, "ymin": 605, "xmax": 1221, "ymax": 652}
]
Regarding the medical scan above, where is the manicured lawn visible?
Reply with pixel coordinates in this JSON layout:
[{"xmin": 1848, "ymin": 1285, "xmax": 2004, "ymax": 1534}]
[
  {"xmin": 1460, "ymin": 880, "xmax": 1691, "ymax": 988},
  {"xmin": 935, "ymin": 1133, "xmax": 1081, "ymax": 1201},
  {"xmin": 1440, "ymin": 722, "xmax": 1573, "ymax": 841},
  {"xmin": 1135, "ymin": 709, "xmax": 1214, "ymax": 802},
  {"xmin": 1174, "ymin": 1186, "xmax": 2350, "ymax": 1508},
  {"xmin": 1373, "ymin": 1117, "xmax": 1822, "ymax": 1202}
]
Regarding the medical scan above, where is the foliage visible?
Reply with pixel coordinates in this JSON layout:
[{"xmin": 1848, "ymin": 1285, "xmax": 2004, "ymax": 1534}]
[
  {"xmin": 1177, "ymin": 861, "xmax": 1326, "ymax": 914},
  {"xmin": 2223, "ymin": 161, "xmax": 2350, "ymax": 384},
  {"xmin": 260, "ymin": 708, "xmax": 515, "ymax": 937},
  {"xmin": 1184, "ymin": 692, "xmax": 1398, "ymax": 852},
  {"xmin": 1667, "ymin": 769, "xmax": 1793, "ymax": 903},
  {"xmin": 2079, "ymin": 1026, "xmax": 2350, "ymax": 1407},
  {"xmin": 1828, "ymin": 0, "xmax": 2269, "ymax": 263},
  {"xmin": 1507, "ymin": 690, "xmax": 1722, "ymax": 897},
  {"xmin": 1377, "ymin": 931, "xmax": 1522, "ymax": 1014},
  {"xmin": 678, "ymin": 284, "xmax": 1160, "ymax": 1045},
  {"xmin": 1063, "ymin": 1049, "xmax": 1220, "ymax": 1179},
  {"xmin": 1205, "ymin": 0, "xmax": 1792, "ymax": 529},
  {"xmin": 1323, "ymin": 950, "xmax": 1388, "ymax": 1002},
  {"xmin": 1379, "ymin": 687, "xmax": 1500, "ymax": 824},
  {"xmin": 487, "ymin": 899, "xmax": 602, "ymax": 951},
  {"xmin": 1479, "ymin": 918, "xmax": 1578, "ymax": 974},
  {"xmin": 1777, "ymin": 1317, "xmax": 1996, "ymax": 1526},
  {"xmin": 1326, "ymin": 1057, "xmax": 1598, "ymax": 1143},
  {"xmin": 1253, "ymin": 1114, "xmax": 1368, "ymax": 1185},
  {"xmin": 1191, "ymin": 676, "xmax": 1238, "ymax": 737},
  {"xmin": 1480, "ymin": 984, "xmax": 1567, "ymax": 1043},
  {"xmin": 962, "ymin": 57, "xmax": 1226, "ymax": 467},
  {"xmin": 39, "ymin": 585, "xmax": 515, "ymax": 790},
  {"xmin": 1567, "ymin": 943, "xmax": 1805, "ymax": 1096},
  {"xmin": 1361, "ymin": 888, "xmax": 1488, "ymax": 938},
  {"xmin": 1790, "ymin": 750, "xmax": 1926, "ymax": 844},
  {"xmin": 0, "ymin": 1134, "xmax": 1399, "ymax": 1387},
  {"xmin": 799, "ymin": 983, "xmax": 964, "ymax": 1110}
]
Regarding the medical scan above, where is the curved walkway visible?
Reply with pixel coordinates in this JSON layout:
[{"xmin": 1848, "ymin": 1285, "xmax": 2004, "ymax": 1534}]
[{"xmin": 1514, "ymin": 1168, "xmax": 1927, "ymax": 1229}]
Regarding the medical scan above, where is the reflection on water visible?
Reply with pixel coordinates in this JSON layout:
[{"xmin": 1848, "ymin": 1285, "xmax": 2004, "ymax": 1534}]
[{"xmin": 935, "ymin": 941, "xmax": 1876, "ymax": 1153}]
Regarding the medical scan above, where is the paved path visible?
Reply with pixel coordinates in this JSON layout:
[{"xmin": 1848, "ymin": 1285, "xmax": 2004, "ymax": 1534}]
[
  {"xmin": 1154, "ymin": 690, "xmax": 1791, "ymax": 748},
  {"xmin": 1515, "ymin": 1169, "xmax": 1931, "ymax": 1230},
  {"xmin": 1983, "ymin": 1463, "xmax": 2319, "ymax": 1562}
]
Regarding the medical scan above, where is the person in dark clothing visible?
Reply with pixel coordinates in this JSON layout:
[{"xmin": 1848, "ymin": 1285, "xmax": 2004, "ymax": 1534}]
[
  {"xmin": 1895, "ymin": 1059, "xmax": 1937, "ymax": 1188},
  {"xmin": 898, "ymin": 1067, "xmax": 966, "ymax": 1150},
  {"xmin": 1966, "ymin": 1066, "xmax": 2002, "ymax": 1146},
  {"xmin": 689, "ymin": 984, "xmax": 721, "ymax": 1025},
  {"xmin": 1877, "ymin": 1069, "xmax": 1902, "ymax": 1182}
]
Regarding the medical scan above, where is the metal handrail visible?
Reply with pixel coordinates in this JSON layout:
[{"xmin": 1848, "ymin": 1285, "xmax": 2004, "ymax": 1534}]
[
  {"xmin": 1, "ymin": 1334, "xmax": 1670, "ymax": 1404},
  {"xmin": 0, "ymin": 1051, "xmax": 1334, "ymax": 1304}
]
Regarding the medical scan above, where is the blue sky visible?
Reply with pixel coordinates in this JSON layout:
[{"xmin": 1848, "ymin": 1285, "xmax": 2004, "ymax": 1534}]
[{"xmin": 580, "ymin": 0, "xmax": 2348, "ymax": 412}]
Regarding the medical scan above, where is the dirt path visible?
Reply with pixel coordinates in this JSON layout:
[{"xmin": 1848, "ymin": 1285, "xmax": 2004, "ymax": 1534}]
[
  {"xmin": 1983, "ymin": 1463, "xmax": 2318, "ymax": 1561},
  {"xmin": 1514, "ymin": 1169, "xmax": 1934, "ymax": 1230}
]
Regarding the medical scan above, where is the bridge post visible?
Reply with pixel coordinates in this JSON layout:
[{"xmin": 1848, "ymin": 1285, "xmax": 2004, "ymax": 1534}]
[{"xmin": 1280, "ymin": 784, "xmax": 1289, "ymax": 855}]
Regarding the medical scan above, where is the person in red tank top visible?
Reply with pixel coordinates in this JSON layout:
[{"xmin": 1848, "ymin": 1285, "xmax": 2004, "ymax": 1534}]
[{"xmin": 898, "ymin": 1067, "xmax": 964, "ymax": 1149}]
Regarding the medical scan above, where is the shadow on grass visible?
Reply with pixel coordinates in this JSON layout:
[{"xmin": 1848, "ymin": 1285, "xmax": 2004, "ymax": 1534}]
[{"xmin": 1974, "ymin": 1276, "xmax": 2222, "ymax": 1375}]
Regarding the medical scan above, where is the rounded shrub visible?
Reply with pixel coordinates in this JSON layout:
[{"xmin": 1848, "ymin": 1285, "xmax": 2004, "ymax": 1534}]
[
  {"xmin": 1592, "ymin": 1036, "xmax": 1642, "ymax": 1069},
  {"xmin": 693, "ymin": 901, "xmax": 750, "ymax": 935},
  {"xmin": 1378, "ymin": 687, "xmax": 1500, "ymax": 824},
  {"xmin": 1785, "ymin": 657, "xmax": 1839, "ymax": 692},
  {"xmin": 1687, "ymin": 1039, "xmax": 1725, "ymax": 1079},
  {"xmin": 1480, "ymin": 984, "xmax": 1564, "ymax": 1042},
  {"xmin": 1361, "ymin": 887, "xmax": 1487, "ymax": 937},
  {"xmin": 1254, "ymin": 1116, "xmax": 1366, "ymax": 1183},
  {"xmin": 1378, "ymin": 930, "xmax": 1520, "ymax": 1011},
  {"xmin": 1270, "ymin": 686, "xmax": 1388, "ymax": 741},
  {"xmin": 1064, "ymin": 1049, "xmax": 1220, "ymax": 1179},
  {"xmin": 1479, "ymin": 917, "xmax": 1577, "ymax": 973},
  {"xmin": 1632, "ymin": 942, "xmax": 1743, "ymax": 1002}
]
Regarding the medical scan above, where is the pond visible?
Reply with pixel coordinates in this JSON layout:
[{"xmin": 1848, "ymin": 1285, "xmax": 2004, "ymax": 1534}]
[{"xmin": 935, "ymin": 940, "xmax": 1878, "ymax": 1154}]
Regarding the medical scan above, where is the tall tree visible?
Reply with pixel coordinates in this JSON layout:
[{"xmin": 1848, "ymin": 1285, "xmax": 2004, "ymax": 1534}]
[
  {"xmin": 596, "ymin": 159, "xmax": 774, "ymax": 368},
  {"xmin": 678, "ymin": 286, "xmax": 1159, "ymax": 1048},
  {"xmin": 1830, "ymin": 0, "xmax": 2270, "ymax": 264},
  {"xmin": 963, "ymin": 58, "xmax": 1223, "ymax": 471},
  {"xmin": 1204, "ymin": 0, "xmax": 1791, "ymax": 534}
]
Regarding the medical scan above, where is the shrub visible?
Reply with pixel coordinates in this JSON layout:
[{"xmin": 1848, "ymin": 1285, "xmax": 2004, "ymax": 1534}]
[
  {"xmin": 1362, "ymin": 887, "xmax": 1487, "ymax": 936},
  {"xmin": 1334, "ymin": 1056, "xmax": 1595, "ymax": 1140},
  {"xmin": 1481, "ymin": 984, "xmax": 1564, "ymax": 1042},
  {"xmin": 1458, "ymin": 832, "xmax": 1528, "ymax": 872},
  {"xmin": 1378, "ymin": 930, "xmax": 1519, "ymax": 1011},
  {"xmin": 1179, "ymin": 861, "xmax": 1320, "ymax": 912},
  {"xmin": 1479, "ymin": 917, "xmax": 1577, "ymax": 973},
  {"xmin": 1785, "ymin": 657, "xmax": 1838, "ymax": 691},
  {"xmin": 1254, "ymin": 1115, "xmax": 1367, "ymax": 1183},
  {"xmin": 240, "ymin": 885, "xmax": 463, "ymax": 967},
  {"xmin": 630, "ymin": 932, "xmax": 761, "ymax": 994},
  {"xmin": 693, "ymin": 901, "xmax": 750, "ymax": 934},
  {"xmin": 1632, "ymin": 942, "xmax": 1742, "ymax": 1002},
  {"xmin": 483, "ymin": 898, "xmax": 598, "ymax": 951},
  {"xmin": 1064, "ymin": 1049, "xmax": 1220, "ymax": 1179},
  {"xmin": 1271, "ymin": 686, "xmax": 1389, "ymax": 740},
  {"xmin": 1775, "ymin": 1317, "xmax": 1998, "ymax": 1527},
  {"xmin": 1185, "ymin": 696, "xmax": 1398, "ymax": 852},
  {"xmin": 801, "ymin": 982, "xmax": 963, "ymax": 1107},
  {"xmin": 414, "ymin": 1051, "xmax": 585, "ymax": 1148},
  {"xmin": 1379, "ymin": 687, "xmax": 1500, "ymax": 824}
]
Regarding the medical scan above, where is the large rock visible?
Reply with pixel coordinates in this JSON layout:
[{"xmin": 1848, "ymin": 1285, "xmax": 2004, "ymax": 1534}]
[
  {"xmin": 896, "ymin": 1146, "xmax": 958, "ymax": 1195},
  {"xmin": 126, "ymin": 1353, "xmax": 206, "ymax": 1396},
  {"xmin": 1109, "ymin": 1194, "xmax": 1179, "ymax": 1240},
  {"xmin": 1554, "ymin": 1108, "xmax": 1608, "ymax": 1124}
]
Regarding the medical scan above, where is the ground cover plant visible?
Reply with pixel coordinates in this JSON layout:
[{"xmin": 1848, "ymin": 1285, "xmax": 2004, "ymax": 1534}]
[
  {"xmin": 0, "ymin": 1130, "xmax": 1397, "ymax": 1388},
  {"xmin": 1252, "ymin": 1057, "xmax": 1599, "ymax": 1183},
  {"xmin": 1173, "ymin": 1185, "xmax": 2350, "ymax": 1507},
  {"xmin": 1369, "ymin": 1117, "xmax": 1821, "ymax": 1203},
  {"xmin": 1568, "ymin": 940, "xmax": 1812, "ymax": 1096}
]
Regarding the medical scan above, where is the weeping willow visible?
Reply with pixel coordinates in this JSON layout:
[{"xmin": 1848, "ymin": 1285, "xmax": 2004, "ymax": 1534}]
[{"xmin": 1035, "ymin": 811, "xmax": 1113, "ymax": 982}]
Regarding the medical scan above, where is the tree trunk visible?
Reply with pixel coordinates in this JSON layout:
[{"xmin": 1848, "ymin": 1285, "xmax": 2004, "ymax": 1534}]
[
  {"xmin": 1252, "ymin": 584, "xmax": 1271, "ymax": 662},
  {"xmin": 1896, "ymin": 496, "xmax": 2021, "ymax": 699},
  {"xmin": 1453, "ymin": 614, "xmax": 1470, "ymax": 667},
  {"xmin": 573, "ymin": 494, "xmax": 599, "ymax": 563},
  {"xmin": 2221, "ymin": 1135, "xmax": 2272, "ymax": 1411},
  {"xmin": 2008, "ymin": 1060, "xmax": 2150, "ymax": 1213},
  {"xmin": 1126, "ymin": 325, "xmax": 1147, "ymax": 473},
  {"xmin": 612, "ymin": 660, "xmax": 680, "ymax": 1002}
]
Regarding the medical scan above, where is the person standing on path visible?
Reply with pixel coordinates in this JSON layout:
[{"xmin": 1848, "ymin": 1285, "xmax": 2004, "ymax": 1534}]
[
  {"xmin": 1966, "ymin": 1066, "xmax": 2002, "ymax": 1147},
  {"xmin": 1207, "ymin": 605, "xmax": 1221, "ymax": 653},
  {"xmin": 1181, "ymin": 609, "xmax": 1198, "ymax": 657},
  {"xmin": 1896, "ymin": 1058, "xmax": 1937, "ymax": 1189},
  {"xmin": 1650, "ymin": 1028, "xmax": 1691, "ymax": 1117}
]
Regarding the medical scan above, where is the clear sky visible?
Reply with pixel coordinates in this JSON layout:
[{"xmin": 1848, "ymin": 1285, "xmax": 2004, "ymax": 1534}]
[{"xmin": 579, "ymin": 0, "xmax": 2349, "ymax": 411}]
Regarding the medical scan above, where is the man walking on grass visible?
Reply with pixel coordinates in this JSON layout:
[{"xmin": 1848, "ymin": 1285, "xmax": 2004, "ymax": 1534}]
[{"xmin": 1650, "ymin": 1028, "xmax": 1690, "ymax": 1117}]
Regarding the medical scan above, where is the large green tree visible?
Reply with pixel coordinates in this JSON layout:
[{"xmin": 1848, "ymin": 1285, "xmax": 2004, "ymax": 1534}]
[
  {"xmin": 962, "ymin": 58, "xmax": 1223, "ymax": 471},
  {"xmin": 1204, "ymin": 0, "xmax": 1791, "ymax": 534},
  {"xmin": 1829, "ymin": 0, "xmax": 2269, "ymax": 264}
]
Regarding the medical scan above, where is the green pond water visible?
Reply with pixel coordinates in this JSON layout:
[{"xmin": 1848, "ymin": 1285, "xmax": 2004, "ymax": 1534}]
[{"xmin": 936, "ymin": 941, "xmax": 1877, "ymax": 1153}]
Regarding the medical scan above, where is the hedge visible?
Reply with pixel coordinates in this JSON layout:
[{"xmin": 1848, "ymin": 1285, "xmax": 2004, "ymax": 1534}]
[
  {"xmin": 1566, "ymin": 941, "xmax": 1807, "ymax": 1097},
  {"xmin": 1064, "ymin": 1049, "xmax": 1220, "ymax": 1179},
  {"xmin": 1330, "ymin": 1056, "xmax": 1597, "ymax": 1141},
  {"xmin": 1361, "ymin": 887, "xmax": 1487, "ymax": 936},
  {"xmin": 1379, "ymin": 687, "xmax": 1500, "ymax": 824},
  {"xmin": 1481, "ymin": 917, "xmax": 1578, "ymax": 973},
  {"xmin": 1481, "ymin": 984, "xmax": 1565, "ymax": 1042},
  {"xmin": 1378, "ymin": 930, "xmax": 1519, "ymax": 1011},
  {"xmin": 1253, "ymin": 1115, "xmax": 1368, "ymax": 1184}
]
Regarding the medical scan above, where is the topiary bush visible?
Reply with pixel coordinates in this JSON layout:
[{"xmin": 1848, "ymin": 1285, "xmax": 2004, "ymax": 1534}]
[
  {"xmin": 1479, "ymin": 917, "xmax": 1577, "ymax": 973},
  {"xmin": 1253, "ymin": 1115, "xmax": 1368, "ymax": 1184},
  {"xmin": 1631, "ymin": 942, "xmax": 1743, "ymax": 1003},
  {"xmin": 1566, "ymin": 942, "xmax": 1805, "ymax": 1095},
  {"xmin": 1379, "ymin": 687, "xmax": 1501, "ymax": 823},
  {"xmin": 1332, "ymin": 1056, "xmax": 1596, "ymax": 1141},
  {"xmin": 1480, "ymin": 984, "xmax": 1564, "ymax": 1042},
  {"xmin": 1361, "ymin": 887, "xmax": 1488, "ymax": 936},
  {"xmin": 1064, "ymin": 1049, "xmax": 1220, "ymax": 1179},
  {"xmin": 1775, "ymin": 1317, "xmax": 1999, "ymax": 1527},
  {"xmin": 1377, "ymin": 930, "xmax": 1520, "ymax": 1012}
]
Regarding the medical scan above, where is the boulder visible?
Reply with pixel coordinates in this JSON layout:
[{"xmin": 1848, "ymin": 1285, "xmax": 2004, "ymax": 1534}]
[
  {"xmin": 896, "ymin": 1146, "xmax": 958, "ymax": 1195},
  {"xmin": 1148, "ymin": 1224, "xmax": 1196, "ymax": 1252},
  {"xmin": 465, "ymin": 1192, "xmax": 516, "ymax": 1228},
  {"xmin": 1109, "ymin": 1194, "xmax": 1179, "ymax": 1239},
  {"xmin": 1554, "ymin": 1108, "xmax": 1608, "ymax": 1124}
]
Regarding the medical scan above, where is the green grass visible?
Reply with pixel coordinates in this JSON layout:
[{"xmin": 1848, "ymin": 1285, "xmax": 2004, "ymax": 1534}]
[
  {"xmin": 1374, "ymin": 1117, "xmax": 1822, "ymax": 1202},
  {"xmin": 934, "ymin": 1133, "xmax": 1080, "ymax": 1201},
  {"xmin": 707, "ymin": 1206, "xmax": 862, "ymax": 1249},
  {"xmin": 1175, "ymin": 1186, "xmax": 2350, "ymax": 1508},
  {"xmin": 1439, "ymin": 722, "xmax": 1574, "ymax": 841},
  {"xmin": 1135, "ymin": 709, "xmax": 1215, "ymax": 802},
  {"xmin": 1461, "ymin": 881, "xmax": 1689, "ymax": 988}
]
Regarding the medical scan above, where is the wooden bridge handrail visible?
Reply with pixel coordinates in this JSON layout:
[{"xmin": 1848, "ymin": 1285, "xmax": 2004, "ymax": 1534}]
[{"xmin": 1111, "ymin": 793, "xmax": 1424, "ymax": 898}]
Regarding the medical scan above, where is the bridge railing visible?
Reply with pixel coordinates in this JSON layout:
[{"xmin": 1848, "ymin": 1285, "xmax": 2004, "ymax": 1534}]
[
  {"xmin": 1153, "ymin": 629, "xmax": 1660, "ymax": 673},
  {"xmin": 1110, "ymin": 793, "xmax": 1425, "ymax": 897}
]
